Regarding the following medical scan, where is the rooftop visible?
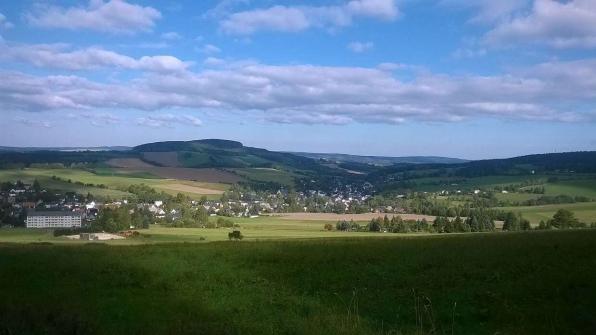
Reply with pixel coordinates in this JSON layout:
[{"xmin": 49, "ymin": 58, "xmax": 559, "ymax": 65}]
[{"xmin": 27, "ymin": 210, "xmax": 82, "ymax": 217}]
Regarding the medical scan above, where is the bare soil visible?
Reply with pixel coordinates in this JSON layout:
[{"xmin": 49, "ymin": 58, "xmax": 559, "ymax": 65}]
[{"xmin": 156, "ymin": 183, "xmax": 224, "ymax": 195}]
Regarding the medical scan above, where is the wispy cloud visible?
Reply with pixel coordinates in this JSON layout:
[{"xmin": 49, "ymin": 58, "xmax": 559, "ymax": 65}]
[
  {"xmin": 0, "ymin": 42, "xmax": 190, "ymax": 73},
  {"xmin": 0, "ymin": 12, "xmax": 14, "ymax": 29},
  {"xmin": 161, "ymin": 32, "xmax": 182, "ymax": 40},
  {"xmin": 348, "ymin": 41, "xmax": 374, "ymax": 53},
  {"xmin": 136, "ymin": 114, "xmax": 203, "ymax": 128},
  {"xmin": 220, "ymin": 0, "xmax": 399, "ymax": 35},
  {"xmin": 25, "ymin": 0, "xmax": 161, "ymax": 34},
  {"xmin": 14, "ymin": 117, "xmax": 53, "ymax": 128},
  {"xmin": 197, "ymin": 44, "xmax": 221, "ymax": 55},
  {"xmin": 2, "ymin": 57, "xmax": 596, "ymax": 125}
]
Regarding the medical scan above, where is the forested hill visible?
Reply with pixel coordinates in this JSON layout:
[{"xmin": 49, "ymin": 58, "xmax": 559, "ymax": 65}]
[
  {"xmin": 133, "ymin": 139, "xmax": 328, "ymax": 171},
  {"xmin": 455, "ymin": 151, "xmax": 596, "ymax": 177}
]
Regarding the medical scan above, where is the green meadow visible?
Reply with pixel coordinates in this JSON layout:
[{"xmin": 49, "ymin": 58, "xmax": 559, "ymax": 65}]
[{"xmin": 1, "ymin": 230, "xmax": 595, "ymax": 334}]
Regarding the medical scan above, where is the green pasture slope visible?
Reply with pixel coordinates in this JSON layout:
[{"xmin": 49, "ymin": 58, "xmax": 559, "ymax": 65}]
[{"xmin": 1, "ymin": 230, "xmax": 595, "ymax": 334}]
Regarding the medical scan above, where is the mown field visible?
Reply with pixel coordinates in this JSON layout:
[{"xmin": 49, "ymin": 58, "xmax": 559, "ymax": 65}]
[
  {"xmin": 0, "ymin": 168, "xmax": 228, "ymax": 199},
  {"xmin": 1, "ymin": 230, "xmax": 595, "ymax": 334}
]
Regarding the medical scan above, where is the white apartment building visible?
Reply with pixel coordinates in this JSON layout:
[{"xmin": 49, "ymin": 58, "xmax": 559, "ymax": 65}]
[{"xmin": 26, "ymin": 211, "xmax": 82, "ymax": 229}]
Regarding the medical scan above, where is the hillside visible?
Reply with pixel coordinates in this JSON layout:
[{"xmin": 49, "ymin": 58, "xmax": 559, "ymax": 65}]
[
  {"xmin": 133, "ymin": 139, "xmax": 327, "ymax": 172},
  {"xmin": 289, "ymin": 152, "xmax": 468, "ymax": 165}
]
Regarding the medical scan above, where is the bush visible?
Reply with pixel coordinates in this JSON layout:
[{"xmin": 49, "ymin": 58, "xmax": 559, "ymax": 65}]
[{"xmin": 228, "ymin": 230, "xmax": 243, "ymax": 240}]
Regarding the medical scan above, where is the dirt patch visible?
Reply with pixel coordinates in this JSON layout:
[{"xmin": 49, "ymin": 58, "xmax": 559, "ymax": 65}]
[
  {"xmin": 142, "ymin": 152, "xmax": 181, "ymax": 167},
  {"xmin": 107, "ymin": 158, "xmax": 155, "ymax": 168},
  {"xmin": 156, "ymin": 183, "xmax": 224, "ymax": 195}
]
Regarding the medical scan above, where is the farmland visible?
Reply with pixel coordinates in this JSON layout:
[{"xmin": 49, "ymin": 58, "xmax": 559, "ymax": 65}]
[
  {"xmin": 0, "ymin": 168, "xmax": 228, "ymax": 199},
  {"xmin": 1, "ymin": 230, "xmax": 595, "ymax": 334}
]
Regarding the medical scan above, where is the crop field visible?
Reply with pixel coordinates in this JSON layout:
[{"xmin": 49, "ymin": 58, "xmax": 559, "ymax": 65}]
[
  {"xmin": 107, "ymin": 158, "xmax": 242, "ymax": 184},
  {"xmin": 500, "ymin": 201, "xmax": 596, "ymax": 224},
  {"xmin": 0, "ymin": 168, "xmax": 228, "ymax": 199},
  {"xmin": 493, "ymin": 192, "xmax": 540, "ymax": 203},
  {"xmin": 229, "ymin": 167, "xmax": 299, "ymax": 186},
  {"xmin": 1, "ymin": 230, "xmax": 595, "ymax": 334}
]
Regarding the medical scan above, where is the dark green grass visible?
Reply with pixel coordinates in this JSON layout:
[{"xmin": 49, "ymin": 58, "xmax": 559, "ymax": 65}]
[{"xmin": 1, "ymin": 231, "xmax": 595, "ymax": 334}]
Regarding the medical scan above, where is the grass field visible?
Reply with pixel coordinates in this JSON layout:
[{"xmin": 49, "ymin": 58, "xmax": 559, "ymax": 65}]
[
  {"xmin": 543, "ymin": 179, "xmax": 596, "ymax": 198},
  {"xmin": 0, "ymin": 168, "xmax": 227, "ymax": 199},
  {"xmin": 0, "ymin": 215, "xmax": 384, "ymax": 244},
  {"xmin": 500, "ymin": 201, "xmax": 596, "ymax": 225},
  {"xmin": 1, "ymin": 230, "xmax": 595, "ymax": 334}
]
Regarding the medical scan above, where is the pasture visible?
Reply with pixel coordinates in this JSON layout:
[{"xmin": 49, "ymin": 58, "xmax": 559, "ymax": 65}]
[
  {"xmin": 0, "ymin": 168, "xmax": 227, "ymax": 199},
  {"xmin": 500, "ymin": 201, "xmax": 596, "ymax": 225},
  {"xmin": 1, "ymin": 230, "xmax": 595, "ymax": 334}
]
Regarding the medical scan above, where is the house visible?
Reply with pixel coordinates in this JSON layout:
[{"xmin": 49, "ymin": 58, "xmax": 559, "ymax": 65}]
[{"xmin": 26, "ymin": 210, "xmax": 82, "ymax": 229}]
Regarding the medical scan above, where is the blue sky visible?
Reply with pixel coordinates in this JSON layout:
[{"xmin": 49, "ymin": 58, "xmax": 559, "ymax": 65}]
[{"xmin": 0, "ymin": 0, "xmax": 595, "ymax": 159}]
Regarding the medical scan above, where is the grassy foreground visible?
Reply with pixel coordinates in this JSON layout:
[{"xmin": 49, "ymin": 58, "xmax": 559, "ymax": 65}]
[{"xmin": 1, "ymin": 230, "xmax": 595, "ymax": 334}]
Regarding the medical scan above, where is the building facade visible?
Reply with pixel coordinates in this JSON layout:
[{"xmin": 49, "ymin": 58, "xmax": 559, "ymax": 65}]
[{"xmin": 26, "ymin": 211, "xmax": 82, "ymax": 229}]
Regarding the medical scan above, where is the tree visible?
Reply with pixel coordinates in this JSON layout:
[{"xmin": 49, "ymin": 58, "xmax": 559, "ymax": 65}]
[
  {"xmin": 453, "ymin": 216, "xmax": 464, "ymax": 232},
  {"xmin": 503, "ymin": 212, "xmax": 520, "ymax": 231},
  {"xmin": 550, "ymin": 209, "xmax": 580, "ymax": 229},
  {"xmin": 33, "ymin": 179, "xmax": 41, "ymax": 193},
  {"xmin": 193, "ymin": 207, "xmax": 209, "ymax": 226},
  {"xmin": 324, "ymin": 223, "xmax": 333, "ymax": 231},
  {"xmin": 368, "ymin": 218, "xmax": 382, "ymax": 232},
  {"xmin": 228, "ymin": 230, "xmax": 243, "ymax": 240}
]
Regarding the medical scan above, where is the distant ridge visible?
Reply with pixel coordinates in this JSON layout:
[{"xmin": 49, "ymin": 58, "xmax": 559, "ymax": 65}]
[
  {"xmin": 0, "ymin": 146, "xmax": 131, "ymax": 152},
  {"xmin": 288, "ymin": 152, "xmax": 469, "ymax": 166}
]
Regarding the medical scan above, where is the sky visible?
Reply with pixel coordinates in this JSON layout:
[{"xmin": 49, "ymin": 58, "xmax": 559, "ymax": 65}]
[{"xmin": 0, "ymin": 0, "xmax": 595, "ymax": 159}]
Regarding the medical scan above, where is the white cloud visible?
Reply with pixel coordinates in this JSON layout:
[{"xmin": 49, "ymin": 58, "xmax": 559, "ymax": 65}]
[
  {"xmin": 485, "ymin": 0, "xmax": 596, "ymax": 49},
  {"xmin": 137, "ymin": 114, "xmax": 203, "ymax": 128},
  {"xmin": 220, "ymin": 0, "xmax": 398, "ymax": 35},
  {"xmin": 161, "ymin": 32, "xmax": 182, "ymax": 40},
  {"xmin": 348, "ymin": 41, "xmax": 374, "ymax": 53},
  {"xmin": 26, "ymin": 0, "xmax": 161, "ymax": 34},
  {"xmin": 1, "ymin": 58, "xmax": 595, "ymax": 124},
  {"xmin": 0, "ymin": 12, "xmax": 14, "ymax": 29},
  {"xmin": 0, "ymin": 42, "xmax": 190, "ymax": 73}
]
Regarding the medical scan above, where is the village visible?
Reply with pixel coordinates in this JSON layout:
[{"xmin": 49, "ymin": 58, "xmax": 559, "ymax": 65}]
[{"xmin": 1, "ymin": 177, "xmax": 506, "ymax": 231}]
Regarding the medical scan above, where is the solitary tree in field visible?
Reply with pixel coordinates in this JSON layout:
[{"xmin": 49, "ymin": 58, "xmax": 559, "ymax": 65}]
[
  {"xmin": 228, "ymin": 230, "xmax": 243, "ymax": 240},
  {"xmin": 550, "ymin": 209, "xmax": 580, "ymax": 229}
]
